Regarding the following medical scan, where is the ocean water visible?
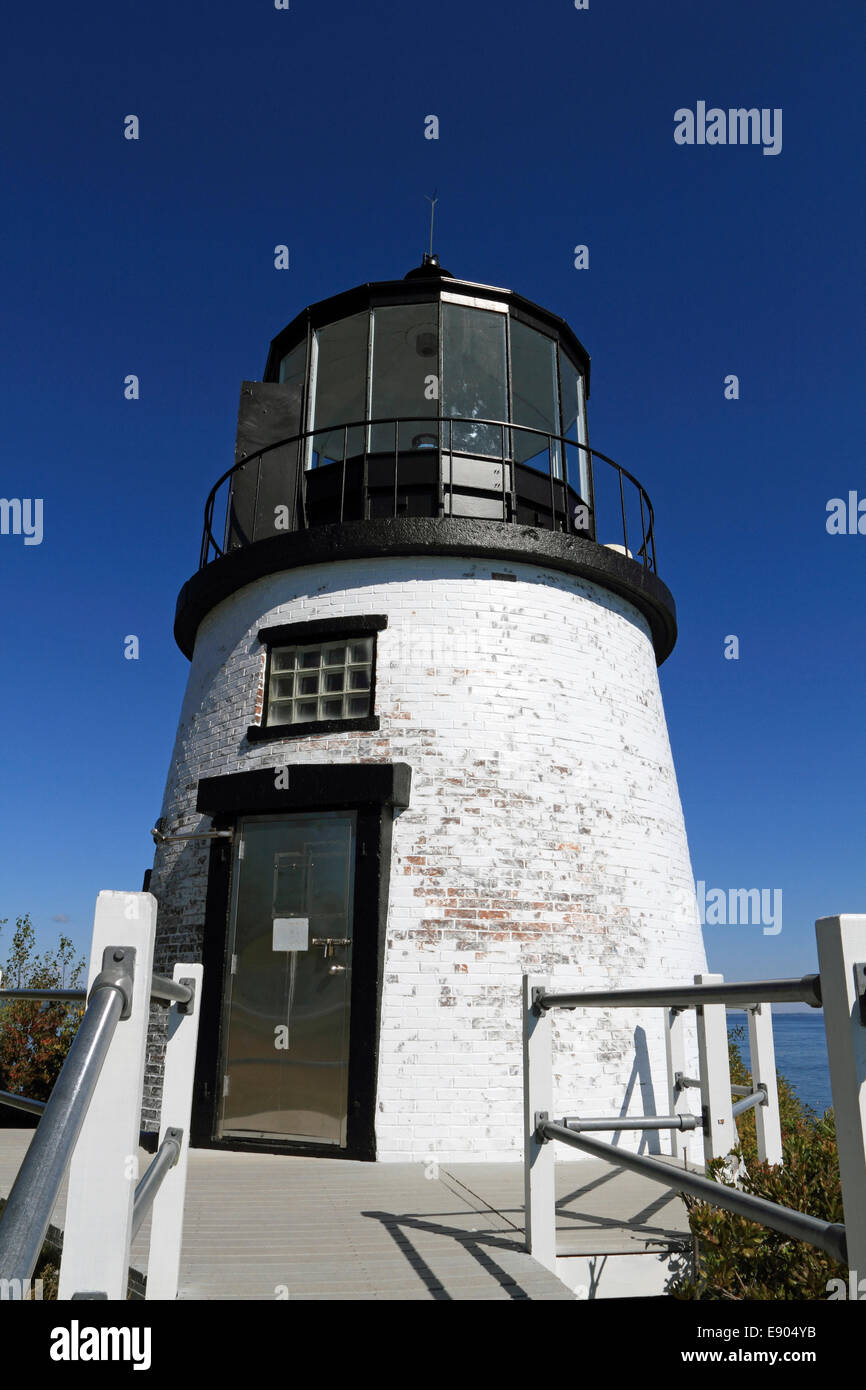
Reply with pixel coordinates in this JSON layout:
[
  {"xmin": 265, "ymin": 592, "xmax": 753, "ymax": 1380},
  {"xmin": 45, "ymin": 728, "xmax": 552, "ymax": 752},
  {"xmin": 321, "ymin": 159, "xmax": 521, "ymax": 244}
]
[{"xmin": 728, "ymin": 1013, "xmax": 833, "ymax": 1117}]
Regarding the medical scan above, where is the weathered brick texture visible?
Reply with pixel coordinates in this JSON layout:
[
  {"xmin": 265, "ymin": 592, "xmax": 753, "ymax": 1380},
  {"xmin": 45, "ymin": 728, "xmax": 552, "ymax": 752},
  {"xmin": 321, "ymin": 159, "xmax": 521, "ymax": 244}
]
[{"xmin": 145, "ymin": 555, "xmax": 708, "ymax": 1160}]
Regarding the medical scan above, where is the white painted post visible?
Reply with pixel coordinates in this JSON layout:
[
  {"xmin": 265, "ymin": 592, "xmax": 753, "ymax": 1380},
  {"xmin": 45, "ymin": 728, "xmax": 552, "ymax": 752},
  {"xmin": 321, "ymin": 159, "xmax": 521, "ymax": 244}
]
[
  {"xmin": 747, "ymin": 1002, "xmax": 783, "ymax": 1166},
  {"xmin": 816, "ymin": 914, "xmax": 866, "ymax": 1277},
  {"xmin": 523, "ymin": 975, "xmax": 556, "ymax": 1272},
  {"xmin": 58, "ymin": 891, "xmax": 157, "ymax": 1300},
  {"xmin": 694, "ymin": 972, "xmax": 737, "ymax": 1165},
  {"xmin": 664, "ymin": 1007, "xmax": 688, "ymax": 1161},
  {"xmin": 145, "ymin": 962, "xmax": 203, "ymax": 1300}
]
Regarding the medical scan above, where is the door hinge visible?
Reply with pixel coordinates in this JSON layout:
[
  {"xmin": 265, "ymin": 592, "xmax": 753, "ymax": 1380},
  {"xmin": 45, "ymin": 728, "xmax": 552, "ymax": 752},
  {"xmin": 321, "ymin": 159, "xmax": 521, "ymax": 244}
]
[
  {"xmin": 855, "ymin": 962, "xmax": 866, "ymax": 1025},
  {"xmin": 237, "ymin": 838, "xmax": 245, "ymax": 861},
  {"xmin": 223, "ymin": 1074, "xmax": 230, "ymax": 1097},
  {"xmin": 230, "ymin": 954, "xmax": 238, "ymax": 976}
]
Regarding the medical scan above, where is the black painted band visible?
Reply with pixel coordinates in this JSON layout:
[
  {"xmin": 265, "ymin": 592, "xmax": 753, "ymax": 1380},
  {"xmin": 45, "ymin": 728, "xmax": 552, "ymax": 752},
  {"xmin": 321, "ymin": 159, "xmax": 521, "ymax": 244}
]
[
  {"xmin": 258, "ymin": 615, "xmax": 388, "ymax": 645},
  {"xmin": 196, "ymin": 762, "xmax": 412, "ymax": 815},
  {"xmin": 175, "ymin": 518, "xmax": 677, "ymax": 664}
]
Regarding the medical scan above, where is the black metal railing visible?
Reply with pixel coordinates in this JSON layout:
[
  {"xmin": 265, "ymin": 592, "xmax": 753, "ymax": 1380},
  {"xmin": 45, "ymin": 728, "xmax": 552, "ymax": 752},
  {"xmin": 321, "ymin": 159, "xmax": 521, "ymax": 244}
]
[{"xmin": 197, "ymin": 416, "xmax": 658, "ymax": 575}]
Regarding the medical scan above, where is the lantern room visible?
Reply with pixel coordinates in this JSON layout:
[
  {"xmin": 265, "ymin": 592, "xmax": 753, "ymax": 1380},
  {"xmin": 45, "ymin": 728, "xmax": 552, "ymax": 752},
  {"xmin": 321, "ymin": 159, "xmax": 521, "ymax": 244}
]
[{"xmin": 218, "ymin": 256, "xmax": 598, "ymax": 553}]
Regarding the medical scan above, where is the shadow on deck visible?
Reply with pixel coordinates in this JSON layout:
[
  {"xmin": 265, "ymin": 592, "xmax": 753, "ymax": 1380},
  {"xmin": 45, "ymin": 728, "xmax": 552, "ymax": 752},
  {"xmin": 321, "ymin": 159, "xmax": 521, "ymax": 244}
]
[{"xmin": 0, "ymin": 1131, "xmax": 691, "ymax": 1300}]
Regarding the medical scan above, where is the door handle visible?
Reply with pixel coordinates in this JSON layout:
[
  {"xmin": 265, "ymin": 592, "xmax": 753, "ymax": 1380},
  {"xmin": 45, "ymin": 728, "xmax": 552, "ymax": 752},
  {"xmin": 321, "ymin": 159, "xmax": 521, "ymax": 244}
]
[
  {"xmin": 311, "ymin": 937, "xmax": 351, "ymax": 959},
  {"xmin": 328, "ymin": 964, "xmax": 346, "ymax": 975}
]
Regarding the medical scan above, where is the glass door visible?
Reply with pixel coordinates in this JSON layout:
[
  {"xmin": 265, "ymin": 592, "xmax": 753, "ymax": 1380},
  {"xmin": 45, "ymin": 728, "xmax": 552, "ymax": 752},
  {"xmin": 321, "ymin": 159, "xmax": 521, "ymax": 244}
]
[{"xmin": 218, "ymin": 812, "xmax": 356, "ymax": 1145}]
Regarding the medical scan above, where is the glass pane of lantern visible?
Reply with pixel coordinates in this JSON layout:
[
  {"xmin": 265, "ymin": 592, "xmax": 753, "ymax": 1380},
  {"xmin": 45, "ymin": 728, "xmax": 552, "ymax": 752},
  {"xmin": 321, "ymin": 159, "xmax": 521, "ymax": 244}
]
[
  {"xmin": 271, "ymin": 648, "xmax": 295, "ymax": 673},
  {"xmin": 349, "ymin": 639, "xmax": 372, "ymax": 663},
  {"xmin": 369, "ymin": 304, "xmax": 439, "ymax": 452},
  {"xmin": 296, "ymin": 701, "xmax": 318, "ymax": 722},
  {"xmin": 309, "ymin": 312, "xmax": 369, "ymax": 465},
  {"xmin": 299, "ymin": 649, "xmax": 321, "ymax": 669},
  {"xmin": 348, "ymin": 695, "xmax": 370, "ymax": 716},
  {"xmin": 511, "ymin": 319, "xmax": 560, "ymax": 475},
  {"xmin": 442, "ymin": 304, "xmax": 506, "ymax": 457},
  {"xmin": 576, "ymin": 373, "xmax": 589, "ymax": 500},
  {"xmin": 270, "ymin": 676, "xmax": 294, "ymax": 699},
  {"xmin": 324, "ymin": 646, "xmax": 346, "ymax": 666},
  {"xmin": 278, "ymin": 340, "xmax": 307, "ymax": 391},
  {"xmin": 267, "ymin": 701, "xmax": 294, "ymax": 726},
  {"xmin": 560, "ymin": 350, "xmax": 590, "ymax": 501}
]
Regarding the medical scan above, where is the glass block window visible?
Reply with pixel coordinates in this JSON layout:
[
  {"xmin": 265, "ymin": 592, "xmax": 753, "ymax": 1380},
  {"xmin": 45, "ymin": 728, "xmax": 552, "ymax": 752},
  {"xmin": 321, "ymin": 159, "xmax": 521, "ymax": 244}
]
[{"xmin": 266, "ymin": 637, "xmax": 374, "ymax": 726}]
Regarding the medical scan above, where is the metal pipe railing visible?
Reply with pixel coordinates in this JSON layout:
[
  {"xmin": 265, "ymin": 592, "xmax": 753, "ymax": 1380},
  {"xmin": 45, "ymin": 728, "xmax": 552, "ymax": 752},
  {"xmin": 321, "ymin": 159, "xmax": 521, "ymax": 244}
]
[
  {"xmin": 561, "ymin": 1113, "xmax": 701, "ymax": 1132},
  {"xmin": 0, "ymin": 983, "xmax": 125, "ymax": 1283},
  {"xmin": 732, "ymin": 1088, "xmax": 767, "ymax": 1118},
  {"xmin": 131, "ymin": 1128, "xmax": 183, "ymax": 1242},
  {"xmin": 0, "ymin": 989, "xmax": 86, "ymax": 1001},
  {"xmin": 0, "ymin": 893, "xmax": 203, "ymax": 1301},
  {"xmin": 0, "ymin": 1089, "xmax": 46, "ymax": 1116},
  {"xmin": 533, "ymin": 974, "xmax": 822, "ymax": 1013},
  {"xmin": 150, "ymin": 827, "xmax": 233, "ymax": 845},
  {"xmin": 537, "ymin": 1118, "xmax": 847, "ymax": 1265},
  {"xmin": 149, "ymin": 976, "xmax": 193, "ymax": 1007},
  {"xmin": 1, "ymin": 976, "xmax": 189, "ymax": 1005}
]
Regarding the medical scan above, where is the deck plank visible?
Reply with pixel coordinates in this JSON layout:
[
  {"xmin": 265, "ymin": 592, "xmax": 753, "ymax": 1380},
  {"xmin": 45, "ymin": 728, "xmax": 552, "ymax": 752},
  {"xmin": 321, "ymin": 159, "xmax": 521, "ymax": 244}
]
[{"xmin": 0, "ymin": 1130, "xmax": 692, "ymax": 1299}]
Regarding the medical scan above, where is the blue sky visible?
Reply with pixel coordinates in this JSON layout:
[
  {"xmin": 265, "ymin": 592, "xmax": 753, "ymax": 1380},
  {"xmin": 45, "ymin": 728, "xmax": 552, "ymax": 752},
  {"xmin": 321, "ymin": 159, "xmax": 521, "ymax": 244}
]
[{"xmin": 0, "ymin": 0, "xmax": 863, "ymax": 994}]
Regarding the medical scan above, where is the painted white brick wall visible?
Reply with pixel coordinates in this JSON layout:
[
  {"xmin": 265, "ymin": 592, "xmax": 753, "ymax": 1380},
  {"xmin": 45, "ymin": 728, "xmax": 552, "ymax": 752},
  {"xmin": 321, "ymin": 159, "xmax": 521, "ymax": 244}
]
[{"xmin": 148, "ymin": 554, "xmax": 708, "ymax": 1161}]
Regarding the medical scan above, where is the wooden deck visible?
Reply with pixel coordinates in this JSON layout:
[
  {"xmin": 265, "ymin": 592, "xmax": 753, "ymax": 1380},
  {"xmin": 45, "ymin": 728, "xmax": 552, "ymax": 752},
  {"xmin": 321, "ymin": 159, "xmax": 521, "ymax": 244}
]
[{"xmin": 0, "ymin": 1129, "xmax": 691, "ymax": 1300}]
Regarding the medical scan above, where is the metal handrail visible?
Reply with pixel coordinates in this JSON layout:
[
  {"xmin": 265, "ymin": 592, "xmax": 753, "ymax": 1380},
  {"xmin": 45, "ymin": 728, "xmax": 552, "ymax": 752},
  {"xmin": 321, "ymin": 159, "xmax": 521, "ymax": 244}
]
[
  {"xmin": 0, "ymin": 969, "xmax": 194, "ymax": 1285},
  {"xmin": 0, "ymin": 976, "xmax": 192, "ymax": 1121},
  {"xmin": 561, "ymin": 1113, "xmax": 701, "ymax": 1132},
  {"xmin": 0, "ymin": 988, "xmax": 86, "ymax": 1001},
  {"xmin": 0, "ymin": 974, "xmax": 190, "ymax": 1007},
  {"xmin": 532, "ymin": 974, "xmax": 823, "ymax": 1013},
  {"xmin": 196, "ymin": 414, "xmax": 658, "ymax": 574},
  {"xmin": 536, "ymin": 1118, "xmax": 847, "ymax": 1265},
  {"xmin": 0, "ymin": 1090, "xmax": 46, "ymax": 1116},
  {"xmin": 0, "ymin": 893, "xmax": 203, "ymax": 1302},
  {"xmin": 0, "ymin": 982, "xmax": 125, "ymax": 1283},
  {"xmin": 523, "ymin": 954, "xmax": 857, "ymax": 1278},
  {"xmin": 732, "ymin": 1088, "xmax": 768, "ymax": 1118},
  {"xmin": 149, "ymin": 976, "xmax": 193, "ymax": 1008},
  {"xmin": 131, "ymin": 1128, "xmax": 183, "ymax": 1241}
]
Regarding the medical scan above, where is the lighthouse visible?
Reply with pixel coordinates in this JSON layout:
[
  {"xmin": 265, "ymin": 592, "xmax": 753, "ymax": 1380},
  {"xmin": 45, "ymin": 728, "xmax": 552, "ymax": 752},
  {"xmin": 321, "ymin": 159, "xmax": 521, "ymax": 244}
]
[{"xmin": 144, "ymin": 256, "xmax": 708, "ymax": 1163}]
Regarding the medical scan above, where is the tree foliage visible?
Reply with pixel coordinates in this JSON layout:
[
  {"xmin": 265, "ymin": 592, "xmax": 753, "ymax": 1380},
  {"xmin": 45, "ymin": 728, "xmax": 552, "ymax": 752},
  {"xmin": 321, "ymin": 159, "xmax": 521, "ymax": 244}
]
[
  {"xmin": 669, "ymin": 1026, "xmax": 846, "ymax": 1299},
  {"xmin": 0, "ymin": 915, "xmax": 85, "ymax": 1103}
]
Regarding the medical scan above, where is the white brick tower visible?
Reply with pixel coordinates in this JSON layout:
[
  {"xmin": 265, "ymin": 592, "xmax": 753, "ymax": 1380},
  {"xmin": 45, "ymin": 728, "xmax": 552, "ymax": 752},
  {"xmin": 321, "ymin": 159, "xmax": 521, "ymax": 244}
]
[{"xmin": 145, "ymin": 257, "xmax": 708, "ymax": 1162}]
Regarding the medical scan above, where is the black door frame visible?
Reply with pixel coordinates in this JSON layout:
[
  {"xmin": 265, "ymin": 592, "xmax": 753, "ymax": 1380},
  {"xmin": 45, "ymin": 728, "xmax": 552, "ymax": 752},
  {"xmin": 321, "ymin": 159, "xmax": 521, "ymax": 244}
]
[{"xmin": 190, "ymin": 763, "xmax": 411, "ymax": 1161}]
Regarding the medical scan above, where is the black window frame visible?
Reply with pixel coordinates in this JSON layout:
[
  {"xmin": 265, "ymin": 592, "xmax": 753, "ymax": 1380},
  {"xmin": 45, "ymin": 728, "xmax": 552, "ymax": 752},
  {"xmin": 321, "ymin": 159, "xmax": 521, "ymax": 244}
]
[{"xmin": 247, "ymin": 615, "xmax": 386, "ymax": 742}]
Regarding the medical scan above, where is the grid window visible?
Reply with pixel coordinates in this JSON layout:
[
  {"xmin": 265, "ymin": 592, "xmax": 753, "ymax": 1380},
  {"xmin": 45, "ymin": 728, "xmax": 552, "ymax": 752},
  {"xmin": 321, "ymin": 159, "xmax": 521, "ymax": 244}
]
[{"xmin": 266, "ymin": 637, "xmax": 374, "ymax": 726}]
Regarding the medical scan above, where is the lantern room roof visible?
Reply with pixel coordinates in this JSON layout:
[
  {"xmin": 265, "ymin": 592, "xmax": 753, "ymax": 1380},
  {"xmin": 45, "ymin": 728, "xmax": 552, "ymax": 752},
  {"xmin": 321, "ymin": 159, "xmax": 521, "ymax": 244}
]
[{"xmin": 263, "ymin": 263, "xmax": 592, "ymax": 394}]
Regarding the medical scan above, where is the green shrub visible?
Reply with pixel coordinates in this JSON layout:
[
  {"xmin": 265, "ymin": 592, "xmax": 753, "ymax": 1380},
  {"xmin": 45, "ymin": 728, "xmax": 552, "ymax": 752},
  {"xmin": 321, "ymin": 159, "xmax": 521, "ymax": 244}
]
[
  {"xmin": 669, "ymin": 1026, "xmax": 846, "ymax": 1300},
  {"xmin": 0, "ymin": 915, "xmax": 85, "ymax": 1103}
]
